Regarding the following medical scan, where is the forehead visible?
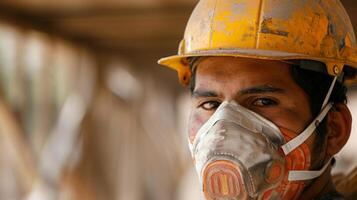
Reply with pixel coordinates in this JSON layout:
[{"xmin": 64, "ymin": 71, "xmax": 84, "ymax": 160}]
[{"xmin": 194, "ymin": 56, "xmax": 294, "ymax": 88}]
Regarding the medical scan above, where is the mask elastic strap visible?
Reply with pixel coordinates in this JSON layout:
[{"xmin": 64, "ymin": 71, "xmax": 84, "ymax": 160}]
[
  {"xmin": 281, "ymin": 76, "xmax": 338, "ymax": 155},
  {"xmin": 281, "ymin": 103, "xmax": 333, "ymax": 155},
  {"xmin": 288, "ymin": 158, "xmax": 333, "ymax": 181}
]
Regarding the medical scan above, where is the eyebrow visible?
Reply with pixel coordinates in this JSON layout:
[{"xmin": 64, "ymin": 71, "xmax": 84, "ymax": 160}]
[
  {"xmin": 192, "ymin": 90, "xmax": 219, "ymax": 98},
  {"xmin": 238, "ymin": 85, "xmax": 285, "ymax": 95},
  {"xmin": 192, "ymin": 85, "xmax": 284, "ymax": 98}
]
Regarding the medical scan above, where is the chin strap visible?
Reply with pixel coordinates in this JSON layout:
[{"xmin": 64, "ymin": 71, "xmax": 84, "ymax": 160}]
[
  {"xmin": 288, "ymin": 158, "xmax": 333, "ymax": 181},
  {"xmin": 321, "ymin": 76, "xmax": 338, "ymax": 109}
]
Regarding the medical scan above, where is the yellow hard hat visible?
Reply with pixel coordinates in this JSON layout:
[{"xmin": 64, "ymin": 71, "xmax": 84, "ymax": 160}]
[{"xmin": 158, "ymin": 0, "xmax": 357, "ymax": 86}]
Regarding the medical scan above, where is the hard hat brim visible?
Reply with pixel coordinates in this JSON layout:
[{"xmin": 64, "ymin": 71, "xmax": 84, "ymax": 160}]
[{"xmin": 158, "ymin": 49, "xmax": 357, "ymax": 86}]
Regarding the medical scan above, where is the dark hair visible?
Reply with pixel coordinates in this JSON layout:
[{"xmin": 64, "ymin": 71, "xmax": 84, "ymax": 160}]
[{"xmin": 189, "ymin": 60, "xmax": 348, "ymax": 152}]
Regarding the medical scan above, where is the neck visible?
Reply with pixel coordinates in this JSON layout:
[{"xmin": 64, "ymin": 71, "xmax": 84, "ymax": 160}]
[{"xmin": 299, "ymin": 165, "xmax": 336, "ymax": 199}]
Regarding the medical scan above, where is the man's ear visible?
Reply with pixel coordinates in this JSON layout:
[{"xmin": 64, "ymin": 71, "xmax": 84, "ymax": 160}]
[{"xmin": 326, "ymin": 103, "xmax": 352, "ymax": 156}]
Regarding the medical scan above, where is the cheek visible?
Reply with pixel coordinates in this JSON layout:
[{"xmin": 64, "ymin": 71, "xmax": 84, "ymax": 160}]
[
  {"xmin": 260, "ymin": 107, "xmax": 311, "ymax": 134},
  {"xmin": 188, "ymin": 110, "xmax": 210, "ymax": 144}
]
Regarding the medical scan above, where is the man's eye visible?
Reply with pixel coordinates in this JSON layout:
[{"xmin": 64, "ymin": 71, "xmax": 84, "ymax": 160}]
[
  {"xmin": 200, "ymin": 101, "xmax": 220, "ymax": 110},
  {"xmin": 252, "ymin": 98, "xmax": 277, "ymax": 107}
]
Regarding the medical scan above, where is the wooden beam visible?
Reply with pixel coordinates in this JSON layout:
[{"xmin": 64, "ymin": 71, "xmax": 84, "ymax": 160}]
[
  {"xmin": 2, "ymin": 0, "xmax": 357, "ymax": 54},
  {"xmin": 0, "ymin": 5, "xmax": 104, "ymax": 51},
  {"xmin": 87, "ymin": 34, "xmax": 180, "ymax": 47},
  {"xmin": 0, "ymin": 2, "xmax": 192, "ymax": 52},
  {"xmin": 0, "ymin": 2, "xmax": 195, "ymax": 19},
  {"xmin": 48, "ymin": 17, "xmax": 186, "ymax": 42}
]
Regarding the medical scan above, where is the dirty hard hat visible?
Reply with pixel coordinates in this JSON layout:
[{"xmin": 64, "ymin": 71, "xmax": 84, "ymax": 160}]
[{"xmin": 158, "ymin": 0, "xmax": 357, "ymax": 86}]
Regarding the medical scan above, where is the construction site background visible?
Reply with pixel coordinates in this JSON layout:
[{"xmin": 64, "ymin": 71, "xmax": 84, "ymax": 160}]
[{"xmin": 0, "ymin": 1, "xmax": 356, "ymax": 199}]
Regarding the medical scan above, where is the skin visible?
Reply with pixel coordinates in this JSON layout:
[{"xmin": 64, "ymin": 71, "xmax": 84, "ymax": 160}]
[{"xmin": 187, "ymin": 56, "xmax": 352, "ymax": 199}]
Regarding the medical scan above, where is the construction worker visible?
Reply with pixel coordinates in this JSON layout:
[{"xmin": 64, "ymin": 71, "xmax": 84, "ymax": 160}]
[{"xmin": 158, "ymin": 0, "xmax": 357, "ymax": 199}]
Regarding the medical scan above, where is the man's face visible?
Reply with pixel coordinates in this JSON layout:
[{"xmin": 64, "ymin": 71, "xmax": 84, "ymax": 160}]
[{"xmin": 188, "ymin": 56, "xmax": 320, "ymax": 163}]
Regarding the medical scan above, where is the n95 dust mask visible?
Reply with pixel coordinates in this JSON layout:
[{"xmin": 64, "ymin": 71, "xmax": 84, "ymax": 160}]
[{"xmin": 189, "ymin": 101, "xmax": 333, "ymax": 200}]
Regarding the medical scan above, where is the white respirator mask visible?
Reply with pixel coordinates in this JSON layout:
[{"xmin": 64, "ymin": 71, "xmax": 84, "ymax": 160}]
[{"xmin": 189, "ymin": 77, "xmax": 338, "ymax": 200}]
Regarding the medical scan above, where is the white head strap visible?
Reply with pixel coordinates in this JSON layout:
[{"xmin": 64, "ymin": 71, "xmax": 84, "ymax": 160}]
[
  {"xmin": 281, "ymin": 76, "xmax": 338, "ymax": 155},
  {"xmin": 282, "ymin": 76, "xmax": 339, "ymax": 181}
]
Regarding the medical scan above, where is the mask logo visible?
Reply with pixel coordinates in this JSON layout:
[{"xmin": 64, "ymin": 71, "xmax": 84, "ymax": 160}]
[{"xmin": 203, "ymin": 160, "xmax": 244, "ymax": 199}]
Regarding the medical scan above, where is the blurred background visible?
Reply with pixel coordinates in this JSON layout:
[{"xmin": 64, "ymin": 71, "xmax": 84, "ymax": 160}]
[{"xmin": 0, "ymin": 0, "xmax": 356, "ymax": 200}]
